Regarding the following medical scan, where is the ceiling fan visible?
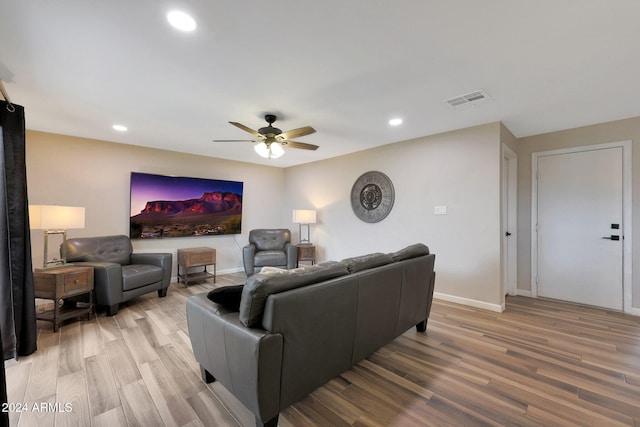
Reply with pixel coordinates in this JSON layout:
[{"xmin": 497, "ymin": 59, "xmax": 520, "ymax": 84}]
[{"xmin": 214, "ymin": 114, "xmax": 318, "ymax": 159}]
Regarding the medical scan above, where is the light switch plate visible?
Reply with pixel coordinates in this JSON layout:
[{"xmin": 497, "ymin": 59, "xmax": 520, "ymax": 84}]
[{"xmin": 434, "ymin": 205, "xmax": 447, "ymax": 215}]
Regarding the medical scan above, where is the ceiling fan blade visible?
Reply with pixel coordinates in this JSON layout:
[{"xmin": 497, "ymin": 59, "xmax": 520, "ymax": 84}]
[
  {"xmin": 229, "ymin": 122, "xmax": 263, "ymax": 138},
  {"xmin": 281, "ymin": 140, "xmax": 319, "ymax": 151},
  {"xmin": 212, "ymin": 139, "xmax": 262, "ymax": 142},
  {"xmin": 277, "ymin": 126, "xmax": 316, "ymax": 141}
]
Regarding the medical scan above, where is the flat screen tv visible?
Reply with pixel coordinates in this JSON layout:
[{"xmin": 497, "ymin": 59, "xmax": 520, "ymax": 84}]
[{"xmin": 130, "ymin": 172, "xmax": 243, "ymax": 238}]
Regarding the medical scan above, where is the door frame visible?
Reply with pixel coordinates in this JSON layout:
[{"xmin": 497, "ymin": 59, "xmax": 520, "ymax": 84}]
[
  {"xmin": 531, "ymin": 140, "xmax": 632, "ymax": 313},
  {"xmin": 502, "ymin": 145, "xmax": 518, "ymax": 297}
]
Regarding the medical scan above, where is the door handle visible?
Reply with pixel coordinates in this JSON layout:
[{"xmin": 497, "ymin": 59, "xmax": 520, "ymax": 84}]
[
  {"xmin": 505, "ymin": 232, "xmax": 512, "ymax": 237},
  {"xmin": 602, "ymin": 235, "xmax": 620, "ymax": 241}
]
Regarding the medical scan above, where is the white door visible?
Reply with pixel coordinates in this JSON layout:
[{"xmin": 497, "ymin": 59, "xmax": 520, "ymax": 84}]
[{"xmin": 536, "ymin": 146, "xmax": 623, "ymax": 310}]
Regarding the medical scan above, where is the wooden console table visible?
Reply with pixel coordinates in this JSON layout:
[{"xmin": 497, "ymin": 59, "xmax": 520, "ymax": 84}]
[
  {"xmin": 34, "ymin": 265, "xmax": 94, "ymax": 332},
  {"xmin": 178, "ymin": 247, "xmax": 216, "ymax": 285}
]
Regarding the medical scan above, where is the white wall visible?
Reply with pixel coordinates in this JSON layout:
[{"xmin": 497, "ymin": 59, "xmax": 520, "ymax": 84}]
[
  {"xmin": 284, "ymin": 122, "xmax": 505, "ymax": 309},
  {"xmin": 26, "ymin": 131, "xmax": 286, "ymax": 275}
]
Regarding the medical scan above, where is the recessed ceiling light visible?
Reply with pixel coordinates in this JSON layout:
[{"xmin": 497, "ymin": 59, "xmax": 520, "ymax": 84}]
[
  {"xmin": 112, "ymin": 124, "xmax": 128, "ymax": 132},
  {"xmin": 167, "ymin": 10, "xmax": 197, "ymax": 32},
  {"xmin": 389, "ymin": 118, "xmax": 403, "ymax": 126}
]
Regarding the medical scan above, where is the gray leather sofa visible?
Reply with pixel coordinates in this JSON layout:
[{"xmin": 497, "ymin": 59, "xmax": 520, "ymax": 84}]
[
  {"xmin": 187, "ymin": 243, "xmax": 436, "ymax": 427},
  {"xmin": 242, "ymin": 229, "xmax": 298, "ymax": 275},
  {"xmin": 61, "ymin": 235, "xmax": 172, "ymax": 315}
]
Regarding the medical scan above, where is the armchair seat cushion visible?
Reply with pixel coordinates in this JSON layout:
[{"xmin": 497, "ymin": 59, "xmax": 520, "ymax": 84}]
[
  {"xmin": 254, "ymin": 251, "xmax": 287, "ymax": 267},
  {"xmin": 122, "ymin": 264, "xmax": 164, "ymax": 291}
]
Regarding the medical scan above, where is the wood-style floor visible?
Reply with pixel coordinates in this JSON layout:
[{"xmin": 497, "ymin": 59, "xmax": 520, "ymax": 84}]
[{"xmin": 6, "ymin": 273, "xmax": 640, "ymax": 426}]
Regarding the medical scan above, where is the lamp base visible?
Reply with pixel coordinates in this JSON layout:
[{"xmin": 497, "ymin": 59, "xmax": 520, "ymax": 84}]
[
  {"xmin": 298, "ymin": 223, "xmax": 312, "ymax": 245},
  {"xmin": 44, "ymin": 229, "xmax": 68, "ymax": 268}
]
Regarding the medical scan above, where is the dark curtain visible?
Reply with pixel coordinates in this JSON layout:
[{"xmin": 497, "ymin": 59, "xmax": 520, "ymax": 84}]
[
  {"xmin": 0, "ymin": 327, "xmax": 5, "ymax": 427},
  {"xmin": 0, "ymin": 100, "xmax": 37, "ymax": 363}
]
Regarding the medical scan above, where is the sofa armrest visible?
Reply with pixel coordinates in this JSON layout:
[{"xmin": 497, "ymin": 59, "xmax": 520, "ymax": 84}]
[
  {"xmin": 186, "ymin": 293, "xmax": 283, "ymax": 423},
  {"xmin": 131, "ymin": 252, "xmax": 172, "ymax": 287},
  {"xmin": 243, "ymin": 244, "xmax": 257, "ymax": 275},
  {"xmin": 284, "ymin": 243, "xmax": 298, "ymax": 270},
  {"xmin": 68, "ymin": 261, "xmax": 124, "ymax": 306}
]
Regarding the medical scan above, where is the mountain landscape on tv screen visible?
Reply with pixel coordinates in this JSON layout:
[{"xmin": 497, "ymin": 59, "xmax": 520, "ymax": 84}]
[{"xmin": 130, "ymin": 191, "xmax": 242, "ymax": 238}]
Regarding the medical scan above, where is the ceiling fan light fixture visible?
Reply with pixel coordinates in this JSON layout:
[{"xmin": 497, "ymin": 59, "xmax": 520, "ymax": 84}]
[
  {"xmin": 254, "ymin": 142, "xmax": 269, "ymax": 158},
  {"xmin": 255, "ymin": 142, "xmax": 284, "ymax": 159},
  {"xmin": 167, "ymin": 10, "xmax": 197, "ymax": 32},
  {"xmin": 270, "ymin": 142, "xmax": 284, "ymax": 158}
]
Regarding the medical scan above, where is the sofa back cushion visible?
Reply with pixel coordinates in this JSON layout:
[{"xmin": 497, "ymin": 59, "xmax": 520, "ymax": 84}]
[
  {"xmin": 239, "ymin": 261, "xmax": 349, "ymax": 327},
  {"xmin": 63, "ymin": 235, "xmax": 133, "ymax": 265},
  {"xmin": 340, "ymin": 252, "xmax": 394, "ymax": 273},
  {"xmin": 390, "ymin": 243, "xmax": 430, "ymax": 262},
  {"xmin": 249, "ymin": 229, "xmax": 291, "ymax": 252}
]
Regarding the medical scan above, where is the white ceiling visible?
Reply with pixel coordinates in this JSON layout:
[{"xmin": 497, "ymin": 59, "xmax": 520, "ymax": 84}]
[{"xmin": 2, "ymin": 1, "xmax": 640, "ymax": 168}]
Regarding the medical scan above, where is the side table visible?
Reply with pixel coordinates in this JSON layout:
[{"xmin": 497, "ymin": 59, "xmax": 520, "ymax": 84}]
[
  {"xmin": 178, "ymin": 247, "xmax": 216, "ymax": 285},
  {"xmin": 295, "ymin": 244, "xmax": 316, "ymax": 267},
  {"xmin": 33, "ymin": 265, "xmax": 94, "ymax": 332}
]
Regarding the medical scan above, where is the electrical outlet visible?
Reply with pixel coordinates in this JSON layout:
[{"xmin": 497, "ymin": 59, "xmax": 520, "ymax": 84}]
[{"xmin": 434, "ymin": 205, "xmax": 447, "ymax": 215}]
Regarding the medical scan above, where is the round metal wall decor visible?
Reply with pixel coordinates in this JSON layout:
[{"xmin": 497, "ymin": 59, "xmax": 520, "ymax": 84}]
[{"xmin": 350, "ymin": 171, "xmax": 395, "ymax": 223}]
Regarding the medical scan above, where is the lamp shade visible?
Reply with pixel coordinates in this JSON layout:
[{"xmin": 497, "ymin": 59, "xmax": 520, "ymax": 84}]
[
  {"xmin": 292, "ymin": 209, "xmax": 317, "ymax": 224},
  {"xmin": 29, "ymin": 205, "xmax": 85, "ymax": 230}
]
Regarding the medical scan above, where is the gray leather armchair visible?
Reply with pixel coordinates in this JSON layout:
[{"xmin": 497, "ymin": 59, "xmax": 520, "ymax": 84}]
[
  {"xmin": 242, "ymin": 229, "xmax": 297, "ymax": 276},
  {"xmin": 61, "ymin": 235, "xmax": 172, "ymax": 316}
]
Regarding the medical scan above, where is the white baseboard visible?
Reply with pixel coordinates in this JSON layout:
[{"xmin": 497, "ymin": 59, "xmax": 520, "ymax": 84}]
[{"xmin": 434, "ymin": 292, "xmax": 504, "ymax": 313}]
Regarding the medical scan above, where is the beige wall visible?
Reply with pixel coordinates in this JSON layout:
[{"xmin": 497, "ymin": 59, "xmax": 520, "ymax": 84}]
[
  {"xmin": 285, "ymin": 122, "xmax": 505, "ymax": 310},
  {"xmin": 500, "ymin": 122, "xmax": 519, "ymax": 153},
  {"xmin": 516, "ymin": 116, "xmax": 640, "ymax": 309},
  {"xmin": 26, "ymin": 131, "xmax": 287, "ymax": 275},
  {"xmin": 31, "ymin": 116, "xmax": 638, "ymax": 313}
]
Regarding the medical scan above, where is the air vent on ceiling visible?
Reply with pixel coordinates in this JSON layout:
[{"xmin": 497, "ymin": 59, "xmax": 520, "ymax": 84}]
[{"xmin": 444, "ymin": 90, "xmax": 491, "ymax": 109}]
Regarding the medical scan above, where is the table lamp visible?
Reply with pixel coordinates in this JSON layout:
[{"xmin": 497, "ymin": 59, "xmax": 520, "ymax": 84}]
[
  {"xmin": 29, "ymin": 205, "xmax": 85, "ymax": 267},
  {"xmin": 292, "ymin": 209, "xmax": 316, "ymax": 244}
]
